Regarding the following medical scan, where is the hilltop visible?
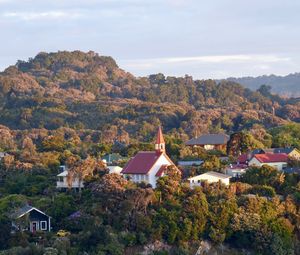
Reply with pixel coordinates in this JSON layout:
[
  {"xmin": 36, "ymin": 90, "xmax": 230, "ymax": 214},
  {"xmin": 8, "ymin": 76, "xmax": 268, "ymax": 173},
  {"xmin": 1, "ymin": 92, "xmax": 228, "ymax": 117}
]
[
  {"xmin": 0, "ymin": 51, "xmax": 299, "ymax": 142},
  {"xmin": 224, "ymin": 73, "xmax": 300, "ymax": 97}
]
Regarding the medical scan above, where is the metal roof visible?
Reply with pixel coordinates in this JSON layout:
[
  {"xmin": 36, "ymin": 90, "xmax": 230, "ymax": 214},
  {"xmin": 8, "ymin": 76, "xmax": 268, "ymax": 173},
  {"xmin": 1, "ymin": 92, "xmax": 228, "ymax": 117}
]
[
  {"xmin": 253, "ymin": 153, "xmax": 288, "ymax": 163},
  {"xmin": 121, "ymin": 151, "xmax": 163, "ymax": 174}
]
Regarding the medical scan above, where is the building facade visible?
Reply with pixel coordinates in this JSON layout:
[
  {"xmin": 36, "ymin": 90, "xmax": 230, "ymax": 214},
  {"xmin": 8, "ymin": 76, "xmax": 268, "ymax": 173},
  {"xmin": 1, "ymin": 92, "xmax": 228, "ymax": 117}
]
[
  {"xmin": 12, "ymin": 205, "xmax": 51, "ymax": 233},
  {"xmin": 188, "ymin": 171, "xmax": 231, "ymax": 187}
]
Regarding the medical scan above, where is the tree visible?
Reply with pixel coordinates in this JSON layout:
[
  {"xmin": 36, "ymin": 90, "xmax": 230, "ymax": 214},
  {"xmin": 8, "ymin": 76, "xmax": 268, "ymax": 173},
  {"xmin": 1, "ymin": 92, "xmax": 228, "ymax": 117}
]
[
  {"xmin": 227, "ymin": 131, "xmax": 265, "ymax": 156},
  {"xmin": 20, "ymin": 136, "xmax": 37, "ymax": 162},
  {"xmin": 2, "ymin": 154, "xmax": 15, "ymax": 170},
  {"xmin": 156, "ymin": 165, "xmax": 182, "ymax": 201},
  {"xmin": 257, "ymin": 84, "xmax": 272, "ymax": 97},
  {"xmin": 66, "ymin": 156, "xmax": 105, "ymax": 191},
  {"xmin": 208, "ymin": 199, "xmax": 238, "ymax": 244},
  {"xmin": 242, "ymin": 165, "xmax": 283, "ymax": 188}
]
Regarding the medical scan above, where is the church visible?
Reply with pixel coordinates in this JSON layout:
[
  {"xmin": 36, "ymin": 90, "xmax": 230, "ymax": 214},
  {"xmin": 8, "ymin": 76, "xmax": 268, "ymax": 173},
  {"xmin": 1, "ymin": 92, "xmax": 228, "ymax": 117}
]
[{"xmin": 121, "ymin": 127, "xmax": 177, "ymax": 188}]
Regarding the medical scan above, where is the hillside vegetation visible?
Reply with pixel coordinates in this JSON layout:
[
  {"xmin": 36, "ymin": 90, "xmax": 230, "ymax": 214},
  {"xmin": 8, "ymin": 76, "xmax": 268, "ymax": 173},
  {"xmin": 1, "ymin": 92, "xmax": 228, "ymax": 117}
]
[{"xmin": 0, "ymin": 51, "xmax": 299, "ymax": 143}]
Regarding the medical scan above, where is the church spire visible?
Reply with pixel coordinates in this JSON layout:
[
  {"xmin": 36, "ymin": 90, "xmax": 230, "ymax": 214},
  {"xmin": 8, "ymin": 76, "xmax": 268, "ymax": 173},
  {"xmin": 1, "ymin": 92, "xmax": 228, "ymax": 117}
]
[{"xmin": 155, "ymin": 126, "xmax": 165, "ymax": 153}]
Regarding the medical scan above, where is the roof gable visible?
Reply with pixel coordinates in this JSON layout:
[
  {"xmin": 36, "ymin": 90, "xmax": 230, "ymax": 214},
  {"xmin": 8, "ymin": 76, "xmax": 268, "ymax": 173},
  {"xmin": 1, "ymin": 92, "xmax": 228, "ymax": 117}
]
[
  {"xmin": 155, "ymin": 165, "xmax": 168, "ymax": 177},
  {"xmin": 12, "ymin": 205, "xmax": 49, "ymax": 219}
]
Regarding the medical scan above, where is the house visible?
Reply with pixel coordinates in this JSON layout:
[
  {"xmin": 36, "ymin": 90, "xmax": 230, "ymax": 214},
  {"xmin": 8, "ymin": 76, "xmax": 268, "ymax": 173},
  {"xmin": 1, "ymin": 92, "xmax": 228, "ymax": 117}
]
[
  {"xmin": 121, "ymin": 127, "xmax": 178, "ymax": 188},
  {"xmin": 188, "ymin": 171, "xmax": 231, "ymax": 188},
  {"xmin": 11, "ymin": 205, "xmax": 51, "ymax": 233},
  {"xmin": 225, "ymin": 164, "xmax": 248, "ymax": 178},
  {"xmin": 248, "ymin": 153, "xmax": 288, "ymax": 171},
  {"xmin": 108, "ymin": 166, "xmax": 123, "ymax": 175},
  {"xmin": 185, "ymin": 134, "xmax": 229, "ymax": 151},
  {"xmin": 56, "ymin": 169, "xmax": 84, "ymax": 190}
]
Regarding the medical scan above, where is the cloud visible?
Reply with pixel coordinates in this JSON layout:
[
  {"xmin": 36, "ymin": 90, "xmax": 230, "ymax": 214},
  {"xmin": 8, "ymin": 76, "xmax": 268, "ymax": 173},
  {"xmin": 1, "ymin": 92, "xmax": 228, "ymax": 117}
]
[
  {"xmin": 118, "ymin": 54, "xmax": 293, "ymax": 79},
  {"xmin": 120, "ymin": 54, "xmax": 290, "ymax": 68},
  {"xmin": 2, "ymin": 10, "xmax": 82, "ymax": 21}
]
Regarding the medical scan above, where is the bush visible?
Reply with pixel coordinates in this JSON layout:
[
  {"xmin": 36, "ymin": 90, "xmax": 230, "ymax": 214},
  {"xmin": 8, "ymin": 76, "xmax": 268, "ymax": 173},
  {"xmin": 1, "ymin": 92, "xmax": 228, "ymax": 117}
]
[{"xmin": 249, "ymin": 185, "xmax": 276, "ymax": 197}]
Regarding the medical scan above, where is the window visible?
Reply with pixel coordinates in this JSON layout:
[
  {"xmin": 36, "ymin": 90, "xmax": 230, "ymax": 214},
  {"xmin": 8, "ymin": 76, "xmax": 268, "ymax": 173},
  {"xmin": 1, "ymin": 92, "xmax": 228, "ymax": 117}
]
[
  {"xmin": 197, "ymin": 180, "xmax": 201, "ymax": 183},
  {"xmin": 40, "ymin": 221, "xmax": 47, "ymax": 230},
  {"xmin": 204, "ymin": 144, "xmax": 214, "ymax": 150}
]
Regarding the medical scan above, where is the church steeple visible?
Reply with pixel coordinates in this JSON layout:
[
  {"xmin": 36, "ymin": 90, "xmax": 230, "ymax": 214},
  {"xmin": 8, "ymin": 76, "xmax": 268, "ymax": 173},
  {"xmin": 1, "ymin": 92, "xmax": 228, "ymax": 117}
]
[{"xmin": 155, "ymin": 126, "xmax": 165, "ymax": 153}]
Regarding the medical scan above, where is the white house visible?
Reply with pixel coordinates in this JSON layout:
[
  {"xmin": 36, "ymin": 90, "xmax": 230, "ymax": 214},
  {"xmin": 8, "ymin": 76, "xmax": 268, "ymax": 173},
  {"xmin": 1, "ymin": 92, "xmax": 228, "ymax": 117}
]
[
  {"xmin": 108, "ymin": 166, "xmax": 123, "ymax": 175},
  {"xmin": 121, "ymin": 127, "xmax": 178, "ymax": 188},
  {"xmin": 56, "ymin": 170, "xmax": 84, "ymax": 190},
  {"xmin": 188, "ymin": 171, "xmax": 231, "ymax": 188},
  {"xmin": 248, "ymin": 153, "xmax": 288, "ymax": 171}
]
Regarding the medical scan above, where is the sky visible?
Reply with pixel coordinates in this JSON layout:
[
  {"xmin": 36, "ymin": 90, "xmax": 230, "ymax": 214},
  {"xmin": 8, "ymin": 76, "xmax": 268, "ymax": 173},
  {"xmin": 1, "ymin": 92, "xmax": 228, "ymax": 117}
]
[{"xmin": 0, "ymin": 0, "xmax": 299, "ymax": 79}]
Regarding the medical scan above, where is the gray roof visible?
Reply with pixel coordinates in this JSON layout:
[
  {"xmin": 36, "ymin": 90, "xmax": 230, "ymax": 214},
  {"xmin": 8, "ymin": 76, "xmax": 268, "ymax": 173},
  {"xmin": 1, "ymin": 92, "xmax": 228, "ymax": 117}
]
[
  {"xmin": 272, "ymin": 148, "xmax": 297, "ymax": 154},
  {"xmin": 12, "ymin": 205, "xmax": 49, "ymax": 219},
  {"xmin": 185, "ymin": 134, "xmax": 229, "ymax": 146},
  {"xmin": 178, "ymin": 160, "xmax": 203, "ymax": 166},
  {"xmin": 252, "ymin": 149, "xmax": 264, "ymax": 155},
  {"xmin": 283, "ymin": 167, "xmax": 300, "ymax": 174}
]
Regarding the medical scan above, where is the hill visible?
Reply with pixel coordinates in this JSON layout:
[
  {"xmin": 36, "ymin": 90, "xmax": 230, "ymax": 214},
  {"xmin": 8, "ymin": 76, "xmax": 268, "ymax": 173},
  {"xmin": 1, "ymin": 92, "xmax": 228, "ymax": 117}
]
[
  {"xmin": 224, "ymin": 73, "xmax": 300, "ymax": 97},
  {"xmin": 0, "ymin": 50, "xmax": 299, "ymax": 143}
]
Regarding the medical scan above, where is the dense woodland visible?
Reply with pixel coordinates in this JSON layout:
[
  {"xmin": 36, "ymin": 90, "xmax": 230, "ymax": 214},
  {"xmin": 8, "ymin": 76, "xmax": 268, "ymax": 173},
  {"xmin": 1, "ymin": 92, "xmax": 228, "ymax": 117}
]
[
  {"xmin": 0, "ymin": 51, "xmax": 300, "ymax": 254},
  {"xmin": 0, "ymin": 51, "xmax": 299, "ymax": 141}
]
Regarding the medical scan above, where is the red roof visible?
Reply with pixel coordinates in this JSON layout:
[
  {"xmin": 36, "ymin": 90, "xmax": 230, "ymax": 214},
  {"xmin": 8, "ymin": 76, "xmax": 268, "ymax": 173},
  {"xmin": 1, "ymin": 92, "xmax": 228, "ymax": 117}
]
[
  {"xmin": 156, "ymin": 126, "xmax": 165, "ymax": 144},
  {"xmin": 253, "ymin": 153, "xmax": 288, "ymax": 163},
  {"xmin": 121, "ymin": 152, "xmax": 163, "ymax": 174},
  {"xmin": 237, "ymin": 154, "xmax": 248, "ymax": 164},
  {"xmin": 155, "ymin": 165, "xmax": 168, "ymax": 177}
]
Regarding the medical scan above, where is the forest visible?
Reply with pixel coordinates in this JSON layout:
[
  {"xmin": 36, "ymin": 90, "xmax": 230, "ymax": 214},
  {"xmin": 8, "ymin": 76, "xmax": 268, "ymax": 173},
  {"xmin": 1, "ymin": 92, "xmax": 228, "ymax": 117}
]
[
  {"xmin": 0, "ymin": 51, "xmax": 300, "ymax": 254},
  {"xmin": 0, "ymin": 51, "xmax": 299, "ymax": 141}
]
